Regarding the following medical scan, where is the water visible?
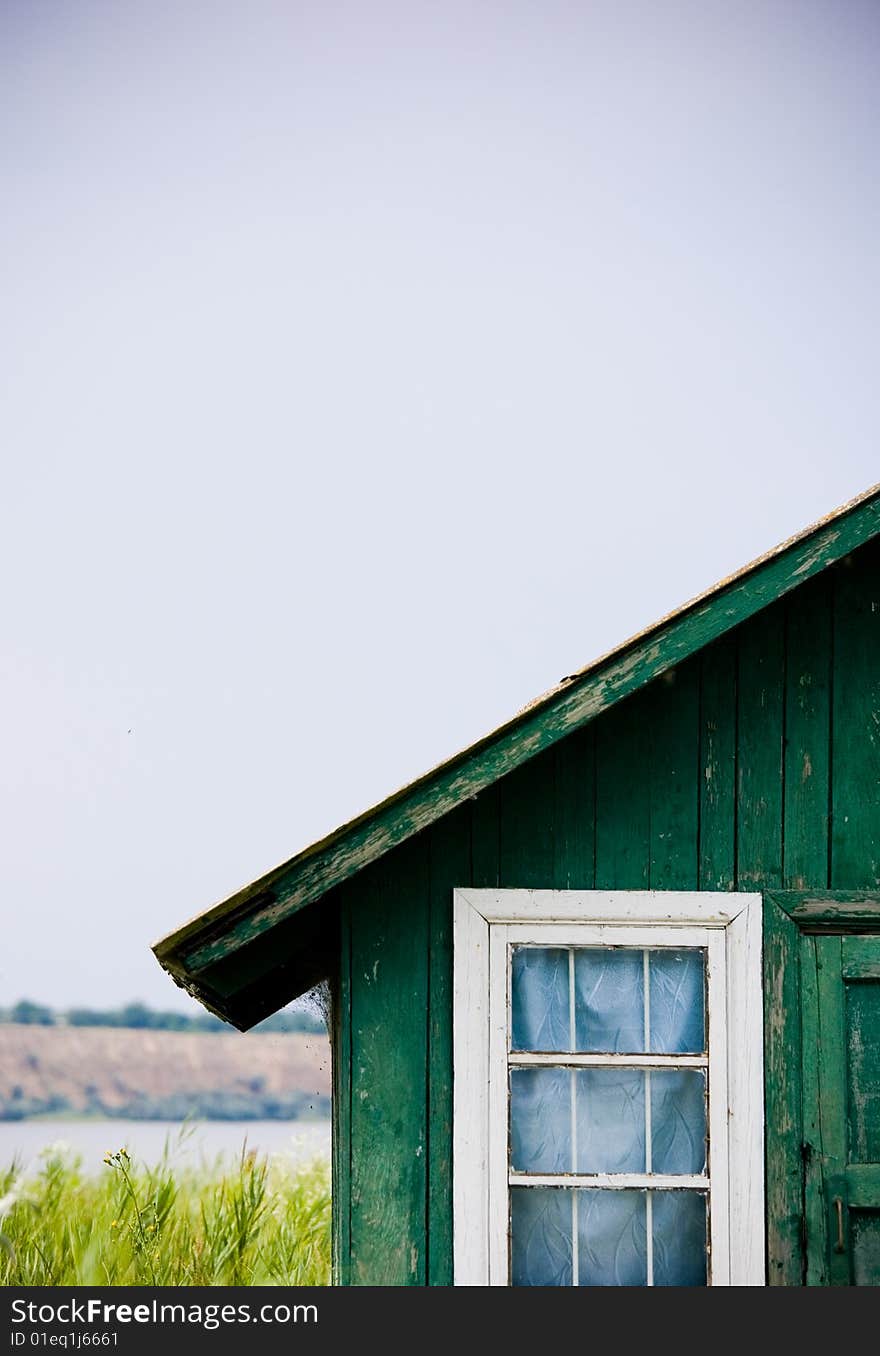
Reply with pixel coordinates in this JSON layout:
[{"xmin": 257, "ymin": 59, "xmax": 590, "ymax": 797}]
[{"xmin": 0, "ymin": 1119, "xmax": 331, "ymax": 1172}]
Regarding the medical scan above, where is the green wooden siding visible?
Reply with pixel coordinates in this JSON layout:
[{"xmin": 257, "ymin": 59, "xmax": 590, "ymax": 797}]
[
  {"xmin": 762, "ymin": 896, "xmax": 803, "ymax": 1283},
  {"xmin": 832, "ymin": 543, "xmax": 880, "ymax": 887},
  {"xmin": 347, "ymin": 841, "xmax": 429, "ymax": 1285},
  {"xmin": 334, "ymin": 540, "xmax": 880, "ymax": 1285},
  {"xmin": 784, "ymin": 573, "xmax": 832, "ymax": 889},
  {"xmin": 698, "ymin": 630, "xmax": 736, "ymax": 890}
]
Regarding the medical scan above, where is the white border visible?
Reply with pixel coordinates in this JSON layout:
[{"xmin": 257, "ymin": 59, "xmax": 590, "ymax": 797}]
[{"xmin": 452, "ymin": 890, "xmax": 765, "ymax": 1287}]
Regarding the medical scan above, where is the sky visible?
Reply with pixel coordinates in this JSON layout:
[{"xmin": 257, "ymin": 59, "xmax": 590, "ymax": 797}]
[{"xmin": 1, "ymin": 0, "xmax": 878, "ymax": 1013}]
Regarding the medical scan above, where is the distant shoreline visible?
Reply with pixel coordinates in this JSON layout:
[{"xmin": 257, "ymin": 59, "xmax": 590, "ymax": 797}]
[
  {"xmin": 1, "ymin": 1110, "xmax": 330, "ymax": 1123},
  {"xmin": 1, "ymin": 1000, "xmax": 324, "ymax": 1037}
]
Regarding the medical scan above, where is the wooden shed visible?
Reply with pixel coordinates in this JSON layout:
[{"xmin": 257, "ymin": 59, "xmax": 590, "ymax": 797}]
[{"xmin": 154, "ymin": 485, "xmax": 880, "ymax": 1287}]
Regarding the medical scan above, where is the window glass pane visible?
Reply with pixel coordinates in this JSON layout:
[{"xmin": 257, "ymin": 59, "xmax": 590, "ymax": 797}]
[
  {"xmin": 510, "ymin": 1188, "xmax": 572, "ymax": 1286},
  {"xmin": 511, "ymin": 948, "xmax": 570, "ymax": 1052},
  {"xmin": 511, "ymin": 1068, "xmax": 706, "ymax": 1177},
  {"xmin": 578, "ymin": 1189, "xmax": 647, "ymax": 1286},
  {"xmin": 512, "ymin": 946, "xmax": 706, "ymax": 1054},
  {"xmin": 650, "ymin": 1069, "xmax": 707, "ymax": 1175},
  {"xmin": 574, "ymin": 949, "xmax": 644, "ymax": 1052},
  {"xmin": 649, "ymin": 949, "xmax": 705, "ymax": 1053},
  {"xmin": 575, "ymin": 1068, "xmax": 645, "ymax": 1173},
  {"xmin": 510, "ymin": 1068, "xmax": 571, "ymax": 1173},
  {"xmin": 652, "ymin": 1191, "xmax": 707, "ymax": 1286},
  {"xmin": 509, "ymin": 1188, "xmax": 708, "ymax": 1286}
]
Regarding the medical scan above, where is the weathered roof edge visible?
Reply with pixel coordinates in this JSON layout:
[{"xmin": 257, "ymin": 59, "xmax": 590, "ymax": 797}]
[{"xmin": 154, "ymin": 483, "xmax": 880, "ymax": 1007}]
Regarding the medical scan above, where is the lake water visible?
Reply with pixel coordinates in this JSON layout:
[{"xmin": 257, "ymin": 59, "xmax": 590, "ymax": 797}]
[{"xmin": 0, "ymin": 1119, "xmax": 331, "ymax": 1172}]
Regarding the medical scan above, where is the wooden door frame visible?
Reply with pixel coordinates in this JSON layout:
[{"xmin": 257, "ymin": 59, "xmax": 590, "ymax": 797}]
[{"xmin": 764, "ymin": 890, "xmax": 880, "ymax": 1286}]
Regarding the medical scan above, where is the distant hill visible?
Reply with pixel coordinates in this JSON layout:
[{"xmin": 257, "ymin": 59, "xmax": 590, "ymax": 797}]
[
  {"xmin": 0, "ymin": 999, "xmax": 324, "ymax": 1036},
  {"xmin": 0, "ymin": 1025, "xmax": 330, "ymax": 1122}
]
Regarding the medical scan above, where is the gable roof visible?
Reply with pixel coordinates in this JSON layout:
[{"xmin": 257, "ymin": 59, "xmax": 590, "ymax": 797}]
[{"xmin": 154, "ymin": 483, "xmax": 880, "ymax": 1028}]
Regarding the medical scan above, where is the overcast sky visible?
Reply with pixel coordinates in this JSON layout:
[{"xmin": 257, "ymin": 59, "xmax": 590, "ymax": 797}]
[{"xmin": 2, "ymin": 0, "xmax": 878, "ymax": 1013}]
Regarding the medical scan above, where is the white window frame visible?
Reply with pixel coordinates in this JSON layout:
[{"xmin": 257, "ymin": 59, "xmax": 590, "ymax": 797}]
[{"xmin": 452, "ymin": 890, "xmax": 765, "ymax": 1287}]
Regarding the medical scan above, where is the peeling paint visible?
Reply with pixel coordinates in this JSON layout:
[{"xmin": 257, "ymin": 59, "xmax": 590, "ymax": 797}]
[{"xmin": 791, "ymin": 529, "xmax": 841, "ymax": 577}]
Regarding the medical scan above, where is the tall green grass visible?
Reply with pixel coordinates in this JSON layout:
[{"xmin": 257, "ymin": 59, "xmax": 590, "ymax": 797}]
[{"xmin": 0, "ymin": 1137, "xmax": 331, "ymax": 1286}]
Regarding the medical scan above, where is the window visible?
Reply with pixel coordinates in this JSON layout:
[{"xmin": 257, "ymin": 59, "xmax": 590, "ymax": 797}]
[{"xmin": 453, "ymin": 891, "xmax": 764, "ymax": 1286}]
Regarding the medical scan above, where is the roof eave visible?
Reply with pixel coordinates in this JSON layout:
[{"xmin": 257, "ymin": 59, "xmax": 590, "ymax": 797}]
[{"xmin": 154, "ymin": 482, "xmax": 880, "ymax": 1026}]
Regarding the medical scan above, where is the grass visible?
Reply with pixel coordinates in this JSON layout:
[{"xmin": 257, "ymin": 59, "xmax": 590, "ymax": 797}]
[{"xmin": 0, "ymin": 1134, "xmax": 331, "ymax": 1286}]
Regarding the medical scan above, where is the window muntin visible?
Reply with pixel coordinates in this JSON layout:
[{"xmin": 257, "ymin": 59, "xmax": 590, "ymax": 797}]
[{"xmin": 505, "ymin": 939, "xmax": 714, "ymax": 1286}]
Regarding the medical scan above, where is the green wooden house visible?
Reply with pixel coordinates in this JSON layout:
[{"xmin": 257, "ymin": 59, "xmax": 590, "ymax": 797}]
[{"xmin": 154, "ymin": 485, "xmax": 880, "ymax": 1287}]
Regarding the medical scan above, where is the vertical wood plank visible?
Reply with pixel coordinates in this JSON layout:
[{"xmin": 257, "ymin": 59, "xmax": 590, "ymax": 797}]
[
  {"xmin": 784, "ymin": 574, "xmax": 832, "ymax": 889},
  {"xmin": 427, "ymin": 807, "xmax": 471, "ymax": 1286},
  {"xmin": 801, "ymin": 933, "xmax": 830, "ymax": 1286},
  {"xmin": 349, "ymin": 839, "xmax": 429, "ymax": 1284},
  {"xmin": 699, "ymin": 633, "xmax": 737, "ymax": 891},
  {"xmin": 498, "ymin": 746, "xmax": 555, "ymax": 887},
  {"xmin": 814, "ymin": 935, "xmax": 849, "ymax": 1285},
  {"xmin": 831, "ymin": 542, "xmax": 880, "ymax": 888},
  {"xmin": 470, "ymin": 784, "xmax": 500, "ymax": 888},
  {"xmin": 553, "ymin": 725, "xmax": 596, "ymax": 888},
  {"xmin": 331, "ymin": 887, "xmax": 352, "ymax": 1286},
  {"xmin": 736, "ymin": 607, "xmax": 785, "ymax": 889},
  {"xmin": 595, "ymin": 692, "xmax": 651, "ymax": 889},
  {"xmin": 763, "ymin": 896, "xmax": 803, "ymax": 1285},
  {"xmin": 649, "ymin": 660, "xmax": 699, "ymax": 889}
]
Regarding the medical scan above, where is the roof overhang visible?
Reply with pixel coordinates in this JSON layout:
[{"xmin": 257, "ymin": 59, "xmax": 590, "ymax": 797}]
[{"xmin": 153, "ymin": 483, "xmax": 880, "ymax": 1028}]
